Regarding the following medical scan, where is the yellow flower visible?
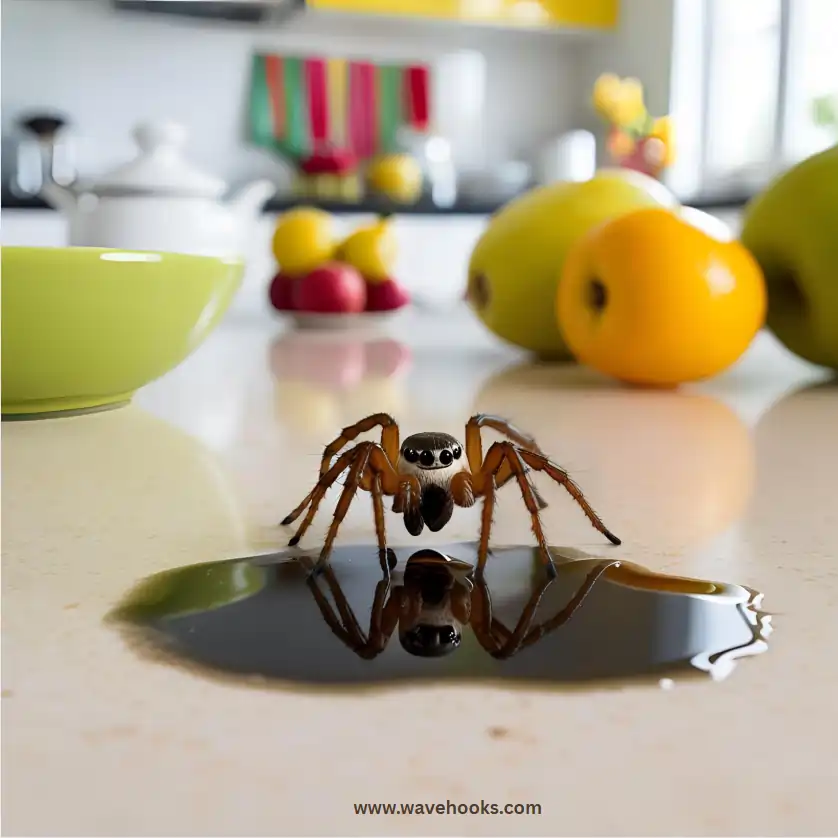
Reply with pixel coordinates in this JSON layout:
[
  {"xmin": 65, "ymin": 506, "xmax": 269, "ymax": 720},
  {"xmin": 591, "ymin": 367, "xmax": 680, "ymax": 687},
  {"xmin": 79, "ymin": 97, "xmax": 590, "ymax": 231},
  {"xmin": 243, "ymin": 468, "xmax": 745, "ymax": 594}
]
[
  {"xmin": 610, "ymin": 77, "xmax": 646, "ymax": 127},
  {"xmin": 592, "ymin": 74, "xmax": 648, "ymax": 128},
  {"xmin": 592, "ymin": 73, "xmax": 623, "ymax": 121}
]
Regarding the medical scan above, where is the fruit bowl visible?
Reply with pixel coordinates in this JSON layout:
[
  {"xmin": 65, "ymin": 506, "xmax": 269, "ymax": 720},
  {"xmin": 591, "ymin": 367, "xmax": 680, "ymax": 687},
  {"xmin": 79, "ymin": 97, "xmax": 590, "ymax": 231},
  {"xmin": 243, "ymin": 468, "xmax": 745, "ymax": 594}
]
[{"xmin": 1, "ymin": 246, "xmax": 244, "ymax": 416}]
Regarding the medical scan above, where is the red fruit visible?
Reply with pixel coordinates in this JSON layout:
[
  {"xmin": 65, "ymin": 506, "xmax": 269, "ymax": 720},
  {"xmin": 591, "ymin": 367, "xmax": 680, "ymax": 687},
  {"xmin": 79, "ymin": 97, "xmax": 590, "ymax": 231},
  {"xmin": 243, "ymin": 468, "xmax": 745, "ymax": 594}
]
[
  {"xmin": 293, "ymin": 262, "xmax": 366, "ymax": 314},
  {"xmin": 268, "ymin": 272, "xmax": 298, "ymax": 311},
  {"xmin": 364, "ymin": 277, "xmax": 411, "ymax": 312}
]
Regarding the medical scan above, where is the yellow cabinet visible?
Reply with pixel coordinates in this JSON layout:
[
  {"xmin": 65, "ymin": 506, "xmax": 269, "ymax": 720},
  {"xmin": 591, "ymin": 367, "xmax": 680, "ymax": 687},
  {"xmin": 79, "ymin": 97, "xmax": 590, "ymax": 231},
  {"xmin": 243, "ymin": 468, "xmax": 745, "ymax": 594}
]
[{"xmin": 305, "ymin": 0, "xmax": 619, "ymax": 30}]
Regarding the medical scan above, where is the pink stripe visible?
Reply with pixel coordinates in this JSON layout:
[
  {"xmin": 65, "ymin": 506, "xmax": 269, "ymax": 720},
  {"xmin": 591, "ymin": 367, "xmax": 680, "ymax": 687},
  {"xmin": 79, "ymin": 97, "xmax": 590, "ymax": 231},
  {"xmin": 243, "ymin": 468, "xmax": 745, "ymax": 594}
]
[{"xmin": 305, "ymin": 58, "xmax": 329, "ymax": 145}]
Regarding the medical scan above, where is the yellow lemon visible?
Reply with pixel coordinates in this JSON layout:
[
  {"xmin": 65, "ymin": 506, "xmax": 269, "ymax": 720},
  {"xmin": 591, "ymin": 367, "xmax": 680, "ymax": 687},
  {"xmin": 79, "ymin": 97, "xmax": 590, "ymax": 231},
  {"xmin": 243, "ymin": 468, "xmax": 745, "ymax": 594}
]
[
  {"xmin": 336, "ymin": 216, "xmax": 398, "ymax": 282},
  {"xmin": 367, "ymin": 154, "xmax": 423, "ymax": 203},
  {"xmin": 271, "ymin": 207, "xmax": 336, "ymax": 276}
]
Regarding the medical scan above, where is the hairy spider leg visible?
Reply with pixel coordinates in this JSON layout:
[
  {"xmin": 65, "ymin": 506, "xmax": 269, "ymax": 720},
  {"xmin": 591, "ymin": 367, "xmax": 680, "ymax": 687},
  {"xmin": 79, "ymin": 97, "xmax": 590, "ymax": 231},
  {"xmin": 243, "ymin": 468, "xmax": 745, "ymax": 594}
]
[
  {"xmin": 313, "ymin": 443, "xmax": 424, "ymax": 572},
  {"xmin": 285, "ymin": 447, "xmax": 360, "ymax": 546},
  {"xmin": 280, "ymin": 413, "xmax": 400, "ymax": 527},
  {"xmin": 320, "ymin": 412, "xmax": 400, "ymax": 476},
  {"xmin": 314, "ymin": 445, "xmax": 374, "ymax": 570},
  {"xmin": 517, "ymin": 448, "xmax": 621, "ymax": 546},
  {"xmin": 471, "ymin": 442, "xmax": 621, "ymax": 576},
  {"xmin": 464, "ymin": 413, "xmax": 548, "ymax": 509},
  {"xmin": 286, "ymin": 440, "xmax": 420, "ymax": 568}
]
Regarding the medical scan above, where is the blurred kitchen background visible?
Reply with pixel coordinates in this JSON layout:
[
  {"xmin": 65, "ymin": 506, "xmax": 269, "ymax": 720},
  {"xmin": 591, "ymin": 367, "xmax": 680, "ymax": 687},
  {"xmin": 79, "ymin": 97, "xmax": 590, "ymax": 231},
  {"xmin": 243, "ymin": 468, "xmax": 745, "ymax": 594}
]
[{"xmin": 2, "ymin": 0, "xmax": 836, "ymax": 316}]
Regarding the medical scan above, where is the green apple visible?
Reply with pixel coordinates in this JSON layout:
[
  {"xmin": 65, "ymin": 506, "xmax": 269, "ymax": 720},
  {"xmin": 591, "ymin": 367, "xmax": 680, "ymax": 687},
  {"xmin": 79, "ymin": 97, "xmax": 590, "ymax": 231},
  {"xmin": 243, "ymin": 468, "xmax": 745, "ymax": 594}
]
[
  {"xmin": 740, "ymin": 144, "xmax": 838, "ymax": 369},
  {"xmin": 466, "ymin": 170, "xmax": 678, "ymax": 360}
]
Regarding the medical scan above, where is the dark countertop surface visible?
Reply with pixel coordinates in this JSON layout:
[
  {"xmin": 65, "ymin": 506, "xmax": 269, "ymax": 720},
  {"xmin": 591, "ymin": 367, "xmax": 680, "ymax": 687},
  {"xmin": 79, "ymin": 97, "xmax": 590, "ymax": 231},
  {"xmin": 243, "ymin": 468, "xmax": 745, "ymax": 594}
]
[{"xmin": 1, "ymin": 189, "xmax": 750, "ymax": 216}]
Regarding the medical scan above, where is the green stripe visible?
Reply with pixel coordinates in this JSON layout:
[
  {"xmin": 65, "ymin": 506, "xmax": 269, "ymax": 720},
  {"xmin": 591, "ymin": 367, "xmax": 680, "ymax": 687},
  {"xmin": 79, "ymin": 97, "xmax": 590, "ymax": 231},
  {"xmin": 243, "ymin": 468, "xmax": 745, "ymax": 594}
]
[
  {"xmin": 248, "ymin": 55, "xmax": 274, "ymax": 148},
  {"xmin": 377, "ymin": 64, "xmax": 402, "ymax": 154},
  {"xmin": 283, "ymin": 57, "xmax": 308, "ymax": 159}
]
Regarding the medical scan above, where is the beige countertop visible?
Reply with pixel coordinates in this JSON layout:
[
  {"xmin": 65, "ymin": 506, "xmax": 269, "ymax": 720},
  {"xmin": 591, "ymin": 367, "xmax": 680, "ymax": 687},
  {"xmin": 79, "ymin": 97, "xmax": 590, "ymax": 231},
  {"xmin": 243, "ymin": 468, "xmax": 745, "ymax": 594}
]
[{"xmin": 3, "ymin": 306, "xmax": 837, "ymax": 836}]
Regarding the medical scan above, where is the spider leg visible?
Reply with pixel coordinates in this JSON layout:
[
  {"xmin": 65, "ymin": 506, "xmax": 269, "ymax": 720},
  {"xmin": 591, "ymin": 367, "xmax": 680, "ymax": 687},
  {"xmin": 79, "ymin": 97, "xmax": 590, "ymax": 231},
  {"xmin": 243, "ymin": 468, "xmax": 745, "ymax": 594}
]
[
  {"xmin": 307, "ymin": 565, "xmax": 400, "ymax": 659},
  {"xmin": 285, "ymin": 447, "xmax": 361, "ymax": 546},
  {"xmin": 280, "ymin": 413, "xmax": 399, "ymax": 528},
  {"xmin": 475, "ymin": 472, "xmax": 497, "ymax": 577},
  {"xmin": 319, "ymin": 412, "xmax": 400, "ymax": 477},
  {"xmin": 464, "ymin": 413, "xmax": 545, "ymax": 474},
  {"xmin": 469, "ymin": 573, "xmax": 502, "ymax": 654},
  {"xmin": 515, "ymin": 559, "xmax": 619, "ymax": 654},
  {"xmin": 369, "ymin": 471, "xmax": 390, "ymax": 571},
  {"xmin": 464, "ymin": 414, "xmax": 548, "ymax": 509},
  {"xmin": 495, "ymin": 460, "xmax": 548, "ymax": 510},
  {"xmin": 518, "ymin": 449, "xmax": 621, "ymax": 545},
  {"xmin": 307, "ymin": 566, "xmax": 367, "ymax": 647},
  {"xmin": 313, "ymin": 443, "xmax": 374, "ymax": 571},
  {"xmin": 488, "ymin": 572, "xmax": 556, "ymax": 660},
  {"xmin": 474, "ymin": 441, "xmax": 557, "ymax": 575},
  {"xmin": 365, "ymin": 445, "xmax": 422, "ymax": 529}
]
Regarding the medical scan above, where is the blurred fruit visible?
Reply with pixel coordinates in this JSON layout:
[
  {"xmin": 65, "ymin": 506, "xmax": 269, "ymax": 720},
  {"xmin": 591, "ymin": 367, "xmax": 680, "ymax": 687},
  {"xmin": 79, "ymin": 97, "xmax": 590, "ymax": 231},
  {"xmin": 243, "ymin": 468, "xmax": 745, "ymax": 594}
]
[
  {"xmin": 557, "ymin": 207, "xmax": 766, "ymax": 386},
  {"xmin": 268, "ymin": 272, "xmax": 297, "ymax": 312},
  {"xmin": 362, "ymin": 338, "xmax": 412, "ymax": 378},
  {"xmin": 466, "ymin": 171, "xmax": 677, "ymax": 360},
  {"xmin": 367, "ymin": 154, "xmax": 423, "ymax": 203},
  {"xmin": 271, "ymin": 207, "xmax": 336, "ymax": 276},
  {"xmin": 740, "ymin": 144, "xmax": 838, "ymax": 369},
  {"xmin": 269, "ymin": 333, "xmax": 366, "ymax": 391},
  {"xmin": 607, "ymin": 130, "xmax": 636, "ymax": 159},
  {"xmin": 649, "ymin": 116, "xmax": 676, "ymax": 166},
  {"xmin": 293, "ymin": 262, "xmax": 366, "ymax": 314},
  {"xmin": 336, "ymin": 215, "xmax": 398, "ymax": 282},
  {"xmin": 597, "ymin": 167, "xmax": 680, "ymax": 208},
  {"xmin": 365, "ymin": 276, "xmax": 411, "ymax": 312}
]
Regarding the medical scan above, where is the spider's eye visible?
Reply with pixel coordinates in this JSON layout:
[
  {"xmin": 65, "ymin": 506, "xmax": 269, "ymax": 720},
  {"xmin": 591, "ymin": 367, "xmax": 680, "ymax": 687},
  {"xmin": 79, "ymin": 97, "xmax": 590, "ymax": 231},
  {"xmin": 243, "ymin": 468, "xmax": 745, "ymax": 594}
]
[
  {"xmin": 419, "ymin": 450, "xmax": 435, "ymax": 467},
  {"xmin": 403, "ymin": 448, "xmax": 419, "ymax": 463},
  {"xmin": 439, "ymin": 449, "xmax": 453, "ymax": 466},
  {"xmin": 452, "ymin": 446, "xmax": 462, "ymax": 460}
]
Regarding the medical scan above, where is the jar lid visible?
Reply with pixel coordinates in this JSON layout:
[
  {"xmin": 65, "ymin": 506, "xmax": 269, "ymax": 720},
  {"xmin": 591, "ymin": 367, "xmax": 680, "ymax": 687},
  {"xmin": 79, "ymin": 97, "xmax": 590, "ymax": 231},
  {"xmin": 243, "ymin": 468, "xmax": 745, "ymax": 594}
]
[{"xmin": 92, "ymin": 120, "xmax": 226, "ymax": 198}]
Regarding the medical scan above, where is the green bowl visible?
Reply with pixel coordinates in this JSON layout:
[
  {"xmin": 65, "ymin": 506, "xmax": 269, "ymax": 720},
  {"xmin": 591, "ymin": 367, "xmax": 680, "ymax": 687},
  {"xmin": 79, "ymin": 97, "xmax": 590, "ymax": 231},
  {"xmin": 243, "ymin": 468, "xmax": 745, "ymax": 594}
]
[{"xmin": 1, "ymin": 246, "xmax": 244, "ymax": 416}]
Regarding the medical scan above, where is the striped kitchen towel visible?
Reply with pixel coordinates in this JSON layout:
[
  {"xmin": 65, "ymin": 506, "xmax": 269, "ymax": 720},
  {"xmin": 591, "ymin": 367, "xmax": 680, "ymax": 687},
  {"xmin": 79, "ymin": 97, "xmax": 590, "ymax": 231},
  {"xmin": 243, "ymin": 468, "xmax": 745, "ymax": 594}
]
[{"xmin": 250, "ymin": 52, "xmax": 431, "ymax": 162}]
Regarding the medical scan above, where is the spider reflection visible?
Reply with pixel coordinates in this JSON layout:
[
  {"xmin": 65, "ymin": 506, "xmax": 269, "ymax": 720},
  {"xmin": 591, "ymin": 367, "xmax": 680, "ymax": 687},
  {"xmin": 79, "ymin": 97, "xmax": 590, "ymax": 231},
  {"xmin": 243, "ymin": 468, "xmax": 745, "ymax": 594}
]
[{"xmin": 303, "ymin": 548, "xmax": 620, "ymax": 660}]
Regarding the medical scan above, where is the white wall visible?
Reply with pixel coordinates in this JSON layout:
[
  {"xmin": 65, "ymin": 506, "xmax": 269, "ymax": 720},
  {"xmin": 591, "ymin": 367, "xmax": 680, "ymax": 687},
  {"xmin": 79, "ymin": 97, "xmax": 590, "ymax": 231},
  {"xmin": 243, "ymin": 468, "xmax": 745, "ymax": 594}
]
[{"xmin": 1, "ymin": 0, "xmax": 596, "ymax": 189}]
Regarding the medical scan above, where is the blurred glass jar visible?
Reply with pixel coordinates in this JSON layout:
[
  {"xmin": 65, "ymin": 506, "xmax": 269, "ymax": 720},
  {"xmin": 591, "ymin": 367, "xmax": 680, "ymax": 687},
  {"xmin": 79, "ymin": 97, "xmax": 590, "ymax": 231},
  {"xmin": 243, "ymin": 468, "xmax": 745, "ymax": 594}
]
[{"xmin": 9, "ymin": 113, "xmax": 76, "ymax": 197}]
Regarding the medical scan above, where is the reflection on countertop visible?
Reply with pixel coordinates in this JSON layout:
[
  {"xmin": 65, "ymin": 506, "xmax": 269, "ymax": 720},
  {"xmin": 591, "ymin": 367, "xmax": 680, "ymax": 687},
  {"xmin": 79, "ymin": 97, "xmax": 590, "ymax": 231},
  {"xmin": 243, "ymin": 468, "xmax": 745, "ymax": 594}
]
[{"xmin": 112, "ymin": 542, "xmax": 770, "ymax": 688}]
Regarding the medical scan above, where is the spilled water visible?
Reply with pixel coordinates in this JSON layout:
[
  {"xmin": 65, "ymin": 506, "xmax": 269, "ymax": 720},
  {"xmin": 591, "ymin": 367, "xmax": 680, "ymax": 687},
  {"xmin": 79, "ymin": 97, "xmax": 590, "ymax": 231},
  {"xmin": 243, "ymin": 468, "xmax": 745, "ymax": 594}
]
[{"xmin": 110, "ymin": 543, "xmax": 770, "ymax": 688}]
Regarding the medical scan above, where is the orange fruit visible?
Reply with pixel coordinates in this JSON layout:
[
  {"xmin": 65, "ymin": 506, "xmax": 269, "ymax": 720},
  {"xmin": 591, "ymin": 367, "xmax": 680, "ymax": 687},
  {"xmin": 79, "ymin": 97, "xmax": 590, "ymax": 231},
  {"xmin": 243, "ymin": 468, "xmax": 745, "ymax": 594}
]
[{"xmin": 556, "ymin": 207, "xmax": 767, "ymax": 386}]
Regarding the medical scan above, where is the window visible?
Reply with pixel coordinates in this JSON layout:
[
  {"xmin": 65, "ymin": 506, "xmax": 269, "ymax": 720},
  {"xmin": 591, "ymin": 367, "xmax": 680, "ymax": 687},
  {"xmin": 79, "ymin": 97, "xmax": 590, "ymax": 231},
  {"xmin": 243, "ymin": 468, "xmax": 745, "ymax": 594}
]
[{"xmin": 667, "ymin": 0, "xmax": 837, "ymax": 203}]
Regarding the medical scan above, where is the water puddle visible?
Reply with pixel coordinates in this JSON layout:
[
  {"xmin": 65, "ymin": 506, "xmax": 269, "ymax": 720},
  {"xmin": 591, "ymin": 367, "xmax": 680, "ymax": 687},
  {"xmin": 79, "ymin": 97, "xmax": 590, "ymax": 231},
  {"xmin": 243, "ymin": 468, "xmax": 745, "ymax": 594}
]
[{"xmin": 110, "ymin": 543, "xmax": 770, "ymax": 689}]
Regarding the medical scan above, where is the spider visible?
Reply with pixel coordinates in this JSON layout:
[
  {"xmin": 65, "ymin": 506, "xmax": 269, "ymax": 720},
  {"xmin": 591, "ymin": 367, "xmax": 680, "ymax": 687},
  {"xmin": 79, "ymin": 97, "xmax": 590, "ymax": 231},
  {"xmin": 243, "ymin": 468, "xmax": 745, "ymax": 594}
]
[
  {"xmin": 304, "ymin": 548, "xmax": 621, "ymax": 660},
  {"xmin": 280, "ymin": 412, "xmax": 621, "ymax": 577}
]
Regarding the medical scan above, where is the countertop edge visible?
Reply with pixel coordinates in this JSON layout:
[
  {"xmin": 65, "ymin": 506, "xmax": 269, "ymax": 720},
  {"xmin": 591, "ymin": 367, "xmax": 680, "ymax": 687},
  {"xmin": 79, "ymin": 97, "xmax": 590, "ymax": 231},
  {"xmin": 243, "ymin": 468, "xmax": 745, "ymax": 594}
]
[{"xmin": 0, "ymin": 192, "xmax": 752, "ymax": 216}]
